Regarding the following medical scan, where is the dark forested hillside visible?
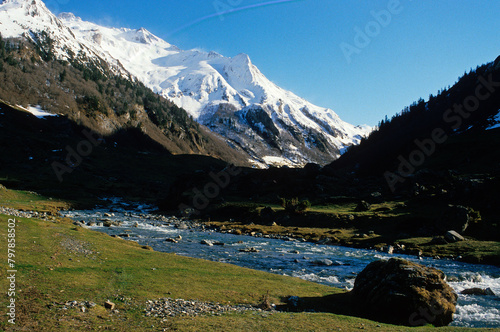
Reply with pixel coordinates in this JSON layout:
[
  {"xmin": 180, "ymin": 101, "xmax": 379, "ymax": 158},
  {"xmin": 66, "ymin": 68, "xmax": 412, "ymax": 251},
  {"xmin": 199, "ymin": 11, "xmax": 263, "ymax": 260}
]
[{"xmin": 329, "ymin": 56, "xmax": 500, "ymax": 178}]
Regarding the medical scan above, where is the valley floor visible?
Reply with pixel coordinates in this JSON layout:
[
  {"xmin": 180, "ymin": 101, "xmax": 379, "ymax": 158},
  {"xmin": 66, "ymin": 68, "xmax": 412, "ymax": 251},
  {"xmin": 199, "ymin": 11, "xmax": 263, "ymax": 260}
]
[
  {"xmin": 201, "ymin": 202, "xmax": 500, "ymax": 267},
  {"xmin": 0, "ymin": 189, "xmax": 495, "ymax": 331}
]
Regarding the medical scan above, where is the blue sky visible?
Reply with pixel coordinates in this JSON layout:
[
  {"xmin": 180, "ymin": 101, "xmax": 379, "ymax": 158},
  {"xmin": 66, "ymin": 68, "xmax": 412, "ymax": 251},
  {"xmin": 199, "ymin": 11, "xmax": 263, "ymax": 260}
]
[{"xmin": 46, "ymin": 0, "xmax": 500, "ymax": 126}]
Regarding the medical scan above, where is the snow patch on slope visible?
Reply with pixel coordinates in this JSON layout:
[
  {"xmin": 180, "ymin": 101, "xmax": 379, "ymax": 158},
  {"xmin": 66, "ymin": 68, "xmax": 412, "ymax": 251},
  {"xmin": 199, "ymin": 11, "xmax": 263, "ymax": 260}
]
[
  {"xmin": 486, "ymin": 109, "xmax": 500, "ymax": 130},
  {"xmin": 18, "ymin": 105, "xmax": 58, "ymax": 118}
]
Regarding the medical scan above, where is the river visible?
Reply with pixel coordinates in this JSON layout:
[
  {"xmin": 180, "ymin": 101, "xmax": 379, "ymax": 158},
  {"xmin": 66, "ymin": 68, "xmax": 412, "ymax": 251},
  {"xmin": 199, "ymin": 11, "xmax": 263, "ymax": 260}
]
[{"xmin": 61, "ymin": 199, "xmax": 500, "ymax": 328}]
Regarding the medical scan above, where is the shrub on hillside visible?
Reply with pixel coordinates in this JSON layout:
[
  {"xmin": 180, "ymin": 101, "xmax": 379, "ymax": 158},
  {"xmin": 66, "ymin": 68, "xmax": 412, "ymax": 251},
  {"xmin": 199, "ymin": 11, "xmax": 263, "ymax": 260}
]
[{"xmin": 280, "ymin": 197, "xmax": 311, "ymax": 214}]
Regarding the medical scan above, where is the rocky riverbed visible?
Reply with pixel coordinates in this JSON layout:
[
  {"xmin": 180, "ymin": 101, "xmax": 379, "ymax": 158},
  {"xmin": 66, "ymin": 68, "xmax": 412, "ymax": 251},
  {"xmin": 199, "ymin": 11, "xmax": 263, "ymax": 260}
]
[
  {"xmin": 145, "ymin": 298, "xmax": 267, "ymax": 320},
  {"xmin": 0, "ymin": 206, "xmax": 58, "ymax": 221}
]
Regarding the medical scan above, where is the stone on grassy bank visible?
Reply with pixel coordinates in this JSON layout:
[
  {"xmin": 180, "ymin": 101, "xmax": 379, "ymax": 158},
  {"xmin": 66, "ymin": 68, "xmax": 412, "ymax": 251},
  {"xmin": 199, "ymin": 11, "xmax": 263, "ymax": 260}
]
[
  {"xmin": 104, "ymin": 300, "xmax": 116, "ymax": 310},
  {"xmin": 445, "ymin": 230, "xmax": 465, "ymax": 242},
  {"xmin": 351, "ymin": 258, "xmax": 457, "ymax": 327}
]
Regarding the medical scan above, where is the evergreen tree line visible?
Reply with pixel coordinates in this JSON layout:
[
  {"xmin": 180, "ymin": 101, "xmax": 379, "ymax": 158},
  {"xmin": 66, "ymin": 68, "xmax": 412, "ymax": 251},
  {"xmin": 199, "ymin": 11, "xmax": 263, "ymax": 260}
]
[
  {"xmin": 333, "ymin": 56, "xmax": 500, "ymax": 174},
  {"xmin": 0, "ymin": 32, "xmax": 199, "ymax": 136}
]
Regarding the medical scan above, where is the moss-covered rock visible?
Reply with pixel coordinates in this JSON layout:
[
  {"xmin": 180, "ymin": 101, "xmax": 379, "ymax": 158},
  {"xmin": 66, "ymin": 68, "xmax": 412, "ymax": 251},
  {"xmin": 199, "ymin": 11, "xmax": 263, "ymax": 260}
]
[{"xmin": 351, "ymin": 258, "xmax": 457, "ymax": 327}]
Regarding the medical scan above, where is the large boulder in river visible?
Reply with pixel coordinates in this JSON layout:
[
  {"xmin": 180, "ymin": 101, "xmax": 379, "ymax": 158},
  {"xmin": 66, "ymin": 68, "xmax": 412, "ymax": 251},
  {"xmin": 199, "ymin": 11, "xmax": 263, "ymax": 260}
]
[{"xmin": 351, "ymin": 258, "xmax": 457, "ymax": 327}]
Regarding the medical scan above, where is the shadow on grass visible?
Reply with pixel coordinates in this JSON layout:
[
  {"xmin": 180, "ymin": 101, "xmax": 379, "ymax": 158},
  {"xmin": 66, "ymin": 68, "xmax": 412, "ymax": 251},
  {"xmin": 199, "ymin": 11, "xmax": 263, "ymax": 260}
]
[{"xmin": 278, "ymin": 292, "xmax": 354, "ymax": 317}]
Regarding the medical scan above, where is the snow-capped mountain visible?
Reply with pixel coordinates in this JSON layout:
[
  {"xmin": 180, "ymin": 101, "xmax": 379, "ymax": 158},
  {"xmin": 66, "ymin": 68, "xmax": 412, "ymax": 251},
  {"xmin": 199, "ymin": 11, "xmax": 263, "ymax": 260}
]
[
  {"xmin": 0, "ymin": 0, "xmax": 371, "ymax": 167},
  {"xmin": 0, "ymin": 0, "xmax": 125, "ymax": 73}
]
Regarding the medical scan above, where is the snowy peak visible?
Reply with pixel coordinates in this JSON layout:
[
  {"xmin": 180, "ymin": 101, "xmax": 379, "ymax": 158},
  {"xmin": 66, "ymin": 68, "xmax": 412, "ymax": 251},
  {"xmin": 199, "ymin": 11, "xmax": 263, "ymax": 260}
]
[
  {"xmin": 131, "ymin": 27, "xmax": 159, "ymax": 44},
  {"xmin": 0, "ymin": 0, "xmax": 61, "ymax": 30},
  {"xmin": 207, "ymin": 51, "xmax": 222, "ymax": 58},
  {"xmin": 57, "ymin": 12, "xmax": 80, "ymax": 22},
  {"xmin": 0, "ymin": 0, "xmax": 97, "ymax": 64},
  {"xmin": 0, "ymin": 0, "xmax": 371, "ymax": 167},
  {"xmin": 225, "ymin": 53, "xmax": 260, "ymax": 87},
  {"xmin": 231, "ymin": 53, "xmax": 252, "ymax": 67}
]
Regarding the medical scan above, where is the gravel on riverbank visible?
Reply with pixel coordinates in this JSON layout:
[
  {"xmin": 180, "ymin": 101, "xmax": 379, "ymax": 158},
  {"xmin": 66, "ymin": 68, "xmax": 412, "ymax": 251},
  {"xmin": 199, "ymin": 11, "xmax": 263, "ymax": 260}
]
[
  {"xmin": 58, "ymin": 235, "xmax": 98, "ymax": 258},
  {"xmin": 0, "ymin": 206, "xmax": 57, "ymax": 221},
  {"xmin": 145, "ymin": 298, "xmax": 268, "ymax": 320}
]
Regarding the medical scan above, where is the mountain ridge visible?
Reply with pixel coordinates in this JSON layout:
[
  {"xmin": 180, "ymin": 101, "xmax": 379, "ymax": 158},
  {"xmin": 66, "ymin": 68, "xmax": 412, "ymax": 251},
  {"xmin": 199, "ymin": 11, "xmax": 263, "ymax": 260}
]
[
  {"xmin": 59, "ymin": 14, "xmax": 372, "ymax": 166},
  {"xmin": 0, "ymin": 16, "xmax": 252, "ymax": 165},
  {"xmin": 327, "ymin": 56, "xmax": 500, "ymax": 180},
  {"xmin": 1, "ymin": 0, "xmax": 371, "ymax": 167}
]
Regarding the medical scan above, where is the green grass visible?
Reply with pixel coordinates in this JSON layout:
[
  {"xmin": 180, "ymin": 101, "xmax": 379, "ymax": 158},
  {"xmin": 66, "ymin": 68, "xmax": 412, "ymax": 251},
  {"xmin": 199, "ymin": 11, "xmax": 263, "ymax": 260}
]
[
  {"xmin": 168, "ymin": 311, "xmax": 487, "ymax": 332},
  {"xmin": 0, "ymin": 188, "xmax": 496, "ymax": 330},
  {"xmin": 0, "ymin": 207, "xmax": 487, "ymax": 330},
  {"xmin": 309, "ymin": 200, "xmax": 408, "ymax": 216},
  {"xmin": 0, "ymin": 185, "xmax": 70, "ymax": 212},
  {"xmin": 399, "ymin": 237, "xmax": 500, "ymax": 265},
  {"xmin": 205, "ymin": 199, "xmax": 500, "ymax": 266},
  {"xmin": 0, "ymin": 213, "xmax": 326, "ymax": 330}
]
